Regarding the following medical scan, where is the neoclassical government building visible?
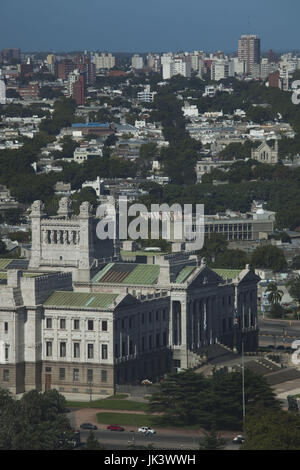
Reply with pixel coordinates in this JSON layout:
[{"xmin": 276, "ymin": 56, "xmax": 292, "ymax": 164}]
[{"xmin": 0, "ymin": 198, "xmax": 260, "ymax": 398}]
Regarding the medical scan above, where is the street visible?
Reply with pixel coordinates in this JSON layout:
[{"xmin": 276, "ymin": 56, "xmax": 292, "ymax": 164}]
[{"xmin": 78, "ymin": 428, "xmax": 239, "ymax": 450}]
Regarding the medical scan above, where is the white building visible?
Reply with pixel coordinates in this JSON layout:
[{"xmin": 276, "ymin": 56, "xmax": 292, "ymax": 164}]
[
  {"xmin": 232, "ymin": 57, "xmax": 247, "ymax": 76},
  {"xmin": 0, "ymin": 197, "xmax": 260, "ymax": 398},
  {"xmin": 137, "ymin": 85, "xmax": 157, "ymax": 103},
  {"xmin": 182, "ymin": 103, "xmax": 199, "ymax": 118},
  {"xmin": 94, "ymin": 53, "xmax": 116, "ymax": 71},
  {"xmin": 131, "ymin": 55, "xmax": 144, "ymax": 69},
  {"xmin": 0, "ymin": 71, "xmax": 6, "ymax": 105},
  {"xmin": 162, "ymin": 57, "xmax": 192, "ymax": 80},
  {"xmin": 73, "ymin": 146, "xmax": 102, "ymax": 164},
  {"xmin": 82, "ymin": 176, "xmax": 104, "ymax": 197},
  {"xmin": 211, "ymin": 60, "xmax": 234, "ymax": 81},
  {"xmin": 67, "ymin": 69, "xmax": 81, "ymax": 98}
]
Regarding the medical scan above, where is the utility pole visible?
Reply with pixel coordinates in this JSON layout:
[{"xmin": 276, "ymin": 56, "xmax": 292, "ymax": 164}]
[{"xmin": 242, "ymin": 306, "xmax": 246, "ymax": 427}]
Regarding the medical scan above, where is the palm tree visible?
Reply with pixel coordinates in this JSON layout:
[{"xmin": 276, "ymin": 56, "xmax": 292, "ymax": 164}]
[{"xmin": 266, "ymin": 282, "xmax": 284, "ymax": 305}]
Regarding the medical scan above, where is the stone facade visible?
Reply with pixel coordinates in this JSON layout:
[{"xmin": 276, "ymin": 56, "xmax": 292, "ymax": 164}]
[
  {"xmin": 29, "ymin": 198, "xmax": 119, "ymax": 282},
  {"xmin": 0, "ymin": 199, "xmax": 261, "ymax": 399},
  {"xmin": 251, "ymin": 140, "xmax": 279, "ymax": 164}
]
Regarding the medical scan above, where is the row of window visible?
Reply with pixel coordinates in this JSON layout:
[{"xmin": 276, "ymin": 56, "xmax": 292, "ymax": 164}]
[
  {"xmin": 205, "ymin": 224, "xmax": 253, "ymax": 232},
  {"xmin": 45, "ymin": 318, "xmax": 108, "ymax": 332},
  {"xmin": 45, "ymin": 342, "xmax": 108, "ymax": 360},
  {"xmin": 115, "ymin": 331, "xmax": 168, "ymax": 358},
  {"xmin": 117, "ymin": 309, "xmax": 169, "ymax": 331},
  {"xmin": 56, "ymin": 368, "xmax": 107, "ymax": 383}
]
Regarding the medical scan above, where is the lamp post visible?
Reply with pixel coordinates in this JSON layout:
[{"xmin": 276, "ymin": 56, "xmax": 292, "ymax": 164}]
[{"xmin": 242, "ymin": 306, "xmax": 246, "ymax": 428}]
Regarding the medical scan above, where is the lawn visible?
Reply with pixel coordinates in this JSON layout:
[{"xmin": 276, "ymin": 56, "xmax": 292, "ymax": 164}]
[
  {"xmin": 97, "ymin": 412, "xmax": 156, "ymax": 428},
  {"xmin": 66, "ymin": 396, "xmax": 149, "ymax": 412}
]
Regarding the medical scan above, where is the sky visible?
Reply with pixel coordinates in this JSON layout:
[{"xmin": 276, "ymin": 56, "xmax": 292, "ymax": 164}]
[{"xmin": 1, "ymin": 0, "xmax": 299, "ymax": 53}]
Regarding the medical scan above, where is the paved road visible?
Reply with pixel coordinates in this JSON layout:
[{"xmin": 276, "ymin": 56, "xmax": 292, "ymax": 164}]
[
  {"xmin": 258, "ymin": 318, "xmax": 300, "ymax": 344},
  {"xmin": 78, "ymin": 429, "xmax": 239, "ymax": 450}
]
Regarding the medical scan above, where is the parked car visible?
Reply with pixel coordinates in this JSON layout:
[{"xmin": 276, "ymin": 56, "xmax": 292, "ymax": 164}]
[
  {"xmin": 232, "ymin": 434, "xmax": 245, "ymax": 444},
  {"xmin": 80, "ymin": 423, "xmax": 98, "ymax": 430},
  {"xmin": 138, "ymin": 426, "xmax": 156, "ymax": 434},
  {"xmin": 107, "ymin": 425, "xmax": 125, "ymax": 432}
]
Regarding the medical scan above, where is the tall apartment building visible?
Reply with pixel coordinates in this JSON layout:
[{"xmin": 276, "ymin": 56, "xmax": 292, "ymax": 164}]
[
  {"xmin": 162, "ymin": 57, "xmax": 192, "ymax": 80},
  {"xmin": 146, "ymin": 54, "xmax": 161, "ymax": 73},
  {"xmin": 211, "ymin": 59, "xmax": 234, "ymax": 81},
  {"xmin": 74, "ymin": 55, "xmax": 96, "ymax": 86},
  {"xmin": 0, "ymin": 71, "xmax": 6, "ymax": 104},
  {"xmin": 269, "ymin": 70, "xmax": 281, "ymax": 88},
  {"xmin": 57, "ymin": 59, "xmax": 75, "ymax": 80},
  {"xmin": 238, "ymin": 34, "xmax": 261, "ymax": 75},
  {"xmin": 94, "ymin": 53, "xmax": 116, "ymax": 71},
  {"xmin": 131, "ymin": 55, "xmax": 144, "ymax": 70},
  {"xmin": 67, "ymin": 70, "xmax": 85, "ymax": 106}
]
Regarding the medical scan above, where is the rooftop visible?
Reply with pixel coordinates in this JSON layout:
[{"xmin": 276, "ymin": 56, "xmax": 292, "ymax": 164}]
[
  {"xmin": 213, "ymin": 268, "xmax": 243, "ymax": 280},
  {"xmin": 44, "ymin": 291, "xmax": 118, "ymax": 309}
]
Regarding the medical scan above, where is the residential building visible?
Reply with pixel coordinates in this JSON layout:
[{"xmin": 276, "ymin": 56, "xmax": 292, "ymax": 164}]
[
  {"xmin": 131, "ymin": 55, "xmax": 144, "ymax": 70},
  {"xmin": 72, "ymin": 74, "xmax": 85, "ymax": 106},
  {"xmin": 71, "ymin": 122, "xmax": 115, "ymax": 137},
  {"xmin": 238, "ymin": 35, "xmax": 261, "ymax": 75},
  {"xmin": 94, "ymin": 53, "xmax": 116, "ymax": 71},
  {"xmin": 137, "ymin": 85, "xmax": 157, "ymax": 103},
  {"xmin": 211, "ymin": 59, "xmax": 234, "ymax": 81},
  {"xmin": 18, "ymin": 83, "xmax": 39, "ymax": 100},
  {"xmin": 73, "ymin": 146, "xmax": 102, "ymax": 164},
  {"xmin": 163, "ymin": 57, "xmax": 192, "ymax": 80},
  {"xmin": 0, "ymin": 71, "xmax": 6, "ymax": 104}
]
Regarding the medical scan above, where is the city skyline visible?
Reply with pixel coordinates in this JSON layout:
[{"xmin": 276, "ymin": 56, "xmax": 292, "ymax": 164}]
[{"xmin": 1, "ymin": 0, "xmax": 300, "ymax": 53}]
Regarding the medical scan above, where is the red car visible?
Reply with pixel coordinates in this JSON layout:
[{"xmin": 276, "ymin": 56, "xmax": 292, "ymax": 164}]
[{"xmin": 107, "ymin": 425, "xmax": 125, "ymax": 432}]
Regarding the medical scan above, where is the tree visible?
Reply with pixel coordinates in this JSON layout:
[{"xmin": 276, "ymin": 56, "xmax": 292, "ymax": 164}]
[
  {"xmin": 199, "ymin": 234, "xmax": 228, "ymax": 264},
  {"xmin": 60, "ymin": 136, "xmax": 78, "ymax": 159},
  {"xmin": 148, "ymin": 371, "xmax": 210, "ymax": 426},
  {"xmin": 214, "ymin": 249, "xmax": 249, "ymax": 269},
  {"xmin": 39, "ymin": 86, "xmax": 63, "ymax": 100},
  {"xmin": 242, "ymin": 409, "xmax": 300, "ymax": 450},
  {"xmin": 85, "ymin": 431, "xmax": 105, "ymax": 450},
  {"xmin": 292, "ymin": 255, "xmax": 300, "ymax": 270},
  {"xmin": 268, "ymin": 302, "xmax": 286, "ymax": 319},
  {"xmin": 251, "ymin": 245, "xmax": 288, "ymax": 272},
  {"xmin": 0, "ymin": 388, "xmax": 73, "ymax": 450},
  {"xmin": 286, "ymin": 275, "xmax": 300, "ymax": 305},
  {"xmin": 148, "ymin": 370, "xmax": 280, "ymax": 431},
  {"xmin": 199, "ymin": 430, "xmax": 226, "ymax": 450},
  {"xmin": 0, "ymin": 236, "xmax": 7, "ymax": 255},
  {"xmin": 70, "ymin": 187, "xmax": 98, "ymax": 214},
  {"xmin": 265, "ymin": 282, "xmax": 284, "ymax": 305}
]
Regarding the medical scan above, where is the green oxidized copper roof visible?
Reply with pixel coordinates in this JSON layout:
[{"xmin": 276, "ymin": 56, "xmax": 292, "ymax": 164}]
[
  {"xmin": 175, "ymin": 266, "xmax": 196, "ymax": 284},
  {"xmin": 123, "ymin": 264, "xmax": 160, "ymax": 285},
  {"xmin": 44, "ymin": 291, "xmax": 118, "ymax": 309},
  {"xmin": 213, "ymin": 269, "xmax": 242, "ymax": 280},
  {"xmin": 92, "ymin": 263, "xmax": 160, "ymax": 286},
  {"xmin": 91, "ymin": 263, "xmax": 114, "ymax": 282},
  {"xmin": 0, "ymin": 259, "xmax": 13, "ymax": 269}
]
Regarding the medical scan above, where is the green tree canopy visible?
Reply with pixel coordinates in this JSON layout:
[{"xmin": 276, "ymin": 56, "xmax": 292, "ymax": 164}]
[
  {"xmin": 242, "ymin": 409, "xmax": 300, "ymax": 450},
  {"xmin": 251, "ymin": 245, "xmax": 288, "ymax": 272},
  {"xmin": 0, "ymin": 388, "xmax": 73, "ymax": 450}
]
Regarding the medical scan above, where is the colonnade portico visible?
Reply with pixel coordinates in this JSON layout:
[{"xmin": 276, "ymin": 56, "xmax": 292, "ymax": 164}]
[
  {"xmin": 42, "ymin": 229, "xmax": 80, "ymax": 246},
  {"xmin": 170, "ymin": 295, "xmax": 216, "ymax": 369}
]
